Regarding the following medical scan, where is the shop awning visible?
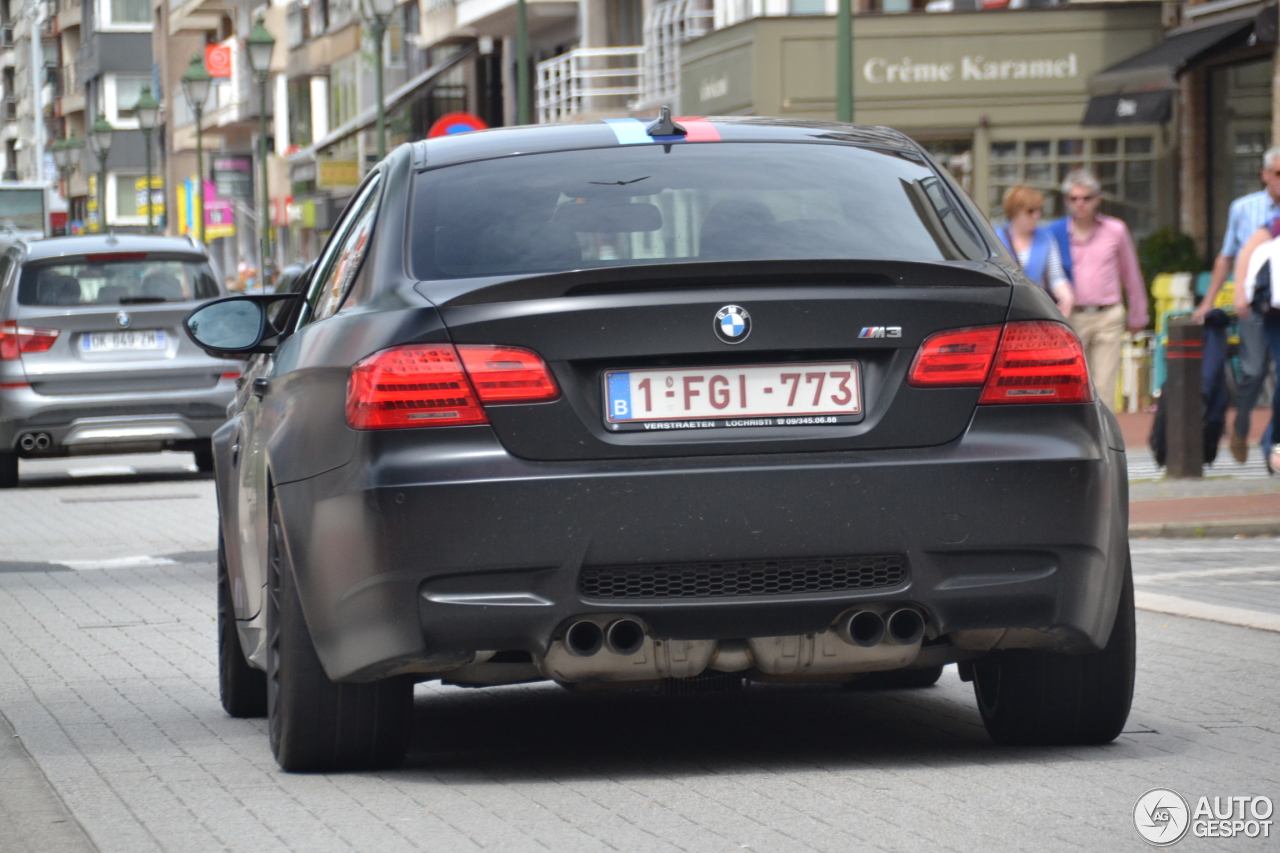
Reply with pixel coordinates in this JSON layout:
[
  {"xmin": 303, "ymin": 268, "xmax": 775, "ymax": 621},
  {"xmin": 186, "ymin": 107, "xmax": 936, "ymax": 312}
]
[
  {"xmin": 1081, "ymin": 18, "xmax": 1255, "ymax": 125},
  {"xmin": 1082, "ymin": 91, "xmax": 1175, "ymax": 126},
  {"xmin": 290, "ymin": 44, "xmax": 478, "ymax": 166}
]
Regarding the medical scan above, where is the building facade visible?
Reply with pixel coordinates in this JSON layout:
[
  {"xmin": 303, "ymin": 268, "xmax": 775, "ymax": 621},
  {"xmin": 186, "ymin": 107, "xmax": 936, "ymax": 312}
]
[{"xmin": 679, "ymin": 4, "xmax": 1171, "ymax": 238}]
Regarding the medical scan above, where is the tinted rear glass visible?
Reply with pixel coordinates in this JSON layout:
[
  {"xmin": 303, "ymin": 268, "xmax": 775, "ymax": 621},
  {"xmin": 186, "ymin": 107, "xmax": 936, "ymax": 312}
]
[
  {"xmin": 411, "ymin": 142, "xmax": 989, "ymax": 280},
  {"xmin": 18, "ymin": 256, "xmax": 219, "ymax": 306}
]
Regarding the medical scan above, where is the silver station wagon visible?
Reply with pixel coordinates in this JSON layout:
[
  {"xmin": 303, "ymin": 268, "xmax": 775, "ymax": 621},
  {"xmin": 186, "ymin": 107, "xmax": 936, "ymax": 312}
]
[{"xmin": 0, "ymin": 235, "xmax": 240, "ymax": 486}]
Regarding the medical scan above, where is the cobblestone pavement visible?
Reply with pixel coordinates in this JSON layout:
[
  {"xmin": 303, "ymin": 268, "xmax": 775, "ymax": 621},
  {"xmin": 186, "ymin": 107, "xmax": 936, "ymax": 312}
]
[{"xmin": 0, "ymin": 457, "xmax": 1277, "ymax": 852}]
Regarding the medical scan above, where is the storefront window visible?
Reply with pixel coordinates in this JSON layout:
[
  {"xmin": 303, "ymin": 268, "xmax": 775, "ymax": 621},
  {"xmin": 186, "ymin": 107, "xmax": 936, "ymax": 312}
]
[
  {"xmin": 989, "ymin": 134, "xmax": 1157, "ymax": 236},
  {"xmin": 1209, "ymin": 58, "xmax": 1273, "ymax": 251}
]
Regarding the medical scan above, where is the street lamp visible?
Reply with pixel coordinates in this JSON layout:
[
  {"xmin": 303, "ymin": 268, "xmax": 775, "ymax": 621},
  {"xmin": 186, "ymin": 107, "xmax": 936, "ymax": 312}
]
[
  {"xmin": 90, "ymin": 116, "xmax": 113, "ymax": 233},
  {"xmin": 135, "ymin": 85, "xmax": 160, "ymax": 234},
  {"xmin": 246, "ymin": 17, "xmax": 276, "ymax": 281},
  {"xmin": 360, "ymin": 0, "xmax": 396, "ymax": 161},
  {"xmin": 51, "ymin": 136, "xmax": 84, "ymax": 234},
  {"xmin": 180, "ymin": 54, "xmax": 212, "ymax": 245}
]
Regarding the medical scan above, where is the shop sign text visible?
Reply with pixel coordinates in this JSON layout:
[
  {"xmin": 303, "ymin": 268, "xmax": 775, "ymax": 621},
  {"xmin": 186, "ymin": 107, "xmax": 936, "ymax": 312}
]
[{"xmin": 863, "ymin": 53, "xmax": 1078, "ymax": 85}]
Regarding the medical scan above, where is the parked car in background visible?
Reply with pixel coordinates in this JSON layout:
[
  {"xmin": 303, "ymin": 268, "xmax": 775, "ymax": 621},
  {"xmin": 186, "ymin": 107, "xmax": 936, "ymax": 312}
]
[{"xmin": 0, "ymin": 234, "xmax": 240, "ymax": 487}]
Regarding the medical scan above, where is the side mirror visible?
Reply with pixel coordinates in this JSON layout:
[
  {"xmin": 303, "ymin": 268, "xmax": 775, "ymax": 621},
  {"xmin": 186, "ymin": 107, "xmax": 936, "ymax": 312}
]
[{"xmin": 184, "ymin": 294, "xmax": 302, "ymax": 358}]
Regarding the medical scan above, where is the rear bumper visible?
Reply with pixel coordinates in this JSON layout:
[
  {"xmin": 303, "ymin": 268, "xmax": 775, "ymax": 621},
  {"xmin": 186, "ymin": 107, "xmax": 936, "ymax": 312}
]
[
  {"xmin": 0, "ymin": 381, "xmax": 234, "ymax": 454},
  {"xmin": 275, "ymin": 404, "xmax": 1129, "ymax": 682}
]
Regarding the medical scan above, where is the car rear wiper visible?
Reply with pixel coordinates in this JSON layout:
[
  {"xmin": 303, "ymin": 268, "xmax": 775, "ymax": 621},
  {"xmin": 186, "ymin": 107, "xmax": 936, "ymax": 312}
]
[{"xmin": 117, "ymin": 296, "xmax": 168, "ymax": 304}]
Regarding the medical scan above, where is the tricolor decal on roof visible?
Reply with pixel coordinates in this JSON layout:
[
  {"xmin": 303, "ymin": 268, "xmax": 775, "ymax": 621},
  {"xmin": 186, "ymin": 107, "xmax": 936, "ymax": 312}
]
[{"xmin": 602, "ymin": 117, "xmax": 721, "ymax": 145}]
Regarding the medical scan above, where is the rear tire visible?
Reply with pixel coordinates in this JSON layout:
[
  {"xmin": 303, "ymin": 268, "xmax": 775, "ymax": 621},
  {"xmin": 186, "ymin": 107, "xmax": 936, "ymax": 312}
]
[
  {"xmin": 194, "ymin": 444, "xmax": 215, "ymax": 473},
  {"xmin": 972, "ymin": 557, "xmax": 1135, "ymax": 746},
  {"xmin": 218, "ymin": 531, "xmax": 267, "ymax": 718},
  {"xmin": 266, "ymin": 499, "xmax": 413, "ymax": 772},
  {"xmin": 853, "ymin": 665, "xmax": 944, "ymax": 690},
  {"xmin": 0, "ymin": 451, "xmax": 16, "ymax": 488}
]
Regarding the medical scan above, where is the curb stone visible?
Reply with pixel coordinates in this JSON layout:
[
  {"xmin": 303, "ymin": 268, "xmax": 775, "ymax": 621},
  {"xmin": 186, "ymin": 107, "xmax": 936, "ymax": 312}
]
[{"xmin": 1129, "ymin": 520, "xmax": 1280, "ymax": 539}]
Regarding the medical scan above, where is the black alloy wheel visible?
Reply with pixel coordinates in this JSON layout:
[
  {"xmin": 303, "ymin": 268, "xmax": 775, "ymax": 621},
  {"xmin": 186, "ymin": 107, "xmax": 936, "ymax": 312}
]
[
  {"xmin": 0, "ymin": 450, "xmax": 17, "ymax": 488},
  {"xmin": 972, "ymin": 555, "xmax": 1136, "ymax": 746},
  {"xmin": 265, "ymin": 496, "xmax": 414, "ymax": 772},
  {"xmin": 218, "ymin": 529, "xmax": 267, "ymax": 717}
]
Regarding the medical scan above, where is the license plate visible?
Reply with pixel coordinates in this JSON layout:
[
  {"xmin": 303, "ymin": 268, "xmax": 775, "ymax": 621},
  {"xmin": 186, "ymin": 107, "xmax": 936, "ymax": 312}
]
[
  {"xmin": 604, "ymin": 362, "xmax": 862, "ymax": 431},
  {"xmin": 81, "ymin": 330, "xmax": 167, "ymax": 352}
]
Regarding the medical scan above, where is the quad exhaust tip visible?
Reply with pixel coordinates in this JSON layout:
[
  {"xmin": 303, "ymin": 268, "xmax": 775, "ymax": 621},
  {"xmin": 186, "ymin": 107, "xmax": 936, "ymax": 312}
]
[
  {"xmin": 605, "ymin": 619, "xmax": 646, "ymax": 656},
  {"xmin": 843, "ymin": 610, "xmax": 886, "ymax": 648},
  {"xmin": 886, "ymin": 608, "xmax": 926, "ymax": 646},
  {"xmin": 565, "ymin": 620, "xmax": 603, "ymax": 657},
  {"xmin": 18, "ymin": 433, "xmax": 50, "ymax": 451}
]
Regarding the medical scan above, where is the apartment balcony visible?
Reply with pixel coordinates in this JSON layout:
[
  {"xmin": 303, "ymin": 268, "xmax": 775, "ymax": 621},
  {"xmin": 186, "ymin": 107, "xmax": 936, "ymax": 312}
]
[
  {"xmin": 537, "ymin": 46, "xmax": 643, "ymax": 123},
  {"xmin": 637, "ymin": 0, "xmax": 712, "ymax": 113},
  {"xmin": 57, "ymin": 1, "xmax": 81, "ymax": 30},
  {"xmin": 450, "ymin": 0, "xmax": 576, "ymax": 41}
]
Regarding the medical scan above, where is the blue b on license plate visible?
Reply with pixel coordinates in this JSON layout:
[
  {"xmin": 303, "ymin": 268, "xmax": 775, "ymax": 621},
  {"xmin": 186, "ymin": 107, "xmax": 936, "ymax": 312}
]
[{"xmin": 604, "ymin": 361, "xmax": 862, "ymax": 431}]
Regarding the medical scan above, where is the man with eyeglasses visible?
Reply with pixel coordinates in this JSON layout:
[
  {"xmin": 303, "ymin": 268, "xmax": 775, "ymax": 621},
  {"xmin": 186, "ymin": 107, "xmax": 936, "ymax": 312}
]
[
  {"xmin": 1195, "ymin": 147, "xmax": 1280, "ymax": 463},
  {"xmin": 1059, "ymin": 169, "xmax": 1149, "ymax": 412}
]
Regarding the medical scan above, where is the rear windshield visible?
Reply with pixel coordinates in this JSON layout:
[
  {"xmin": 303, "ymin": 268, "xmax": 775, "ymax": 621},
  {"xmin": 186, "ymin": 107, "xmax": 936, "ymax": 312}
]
[
  {"xmin": 18, "ymin": 256, "xmax": 219, "ymax": 306},
  {"xmin": 411, "ymin": 141, "xmax": 990, "ymax": 280}
]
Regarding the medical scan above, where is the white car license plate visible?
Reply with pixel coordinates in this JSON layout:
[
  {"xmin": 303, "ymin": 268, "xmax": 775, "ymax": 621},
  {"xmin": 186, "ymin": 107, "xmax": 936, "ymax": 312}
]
[
  {"xmin": 604, "ymin": 362, "xmax": 862, "ymax": 431},
  {"xmin": 81, "ymin": 330, "xmax": 167, "ymax": 352}
]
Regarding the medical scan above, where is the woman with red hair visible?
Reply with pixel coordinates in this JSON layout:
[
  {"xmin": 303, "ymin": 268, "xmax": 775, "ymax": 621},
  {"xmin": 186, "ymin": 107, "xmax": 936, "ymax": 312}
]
[{"xmin": 998, "ymin": 185, "xmax": 1074, "ymax": 317}]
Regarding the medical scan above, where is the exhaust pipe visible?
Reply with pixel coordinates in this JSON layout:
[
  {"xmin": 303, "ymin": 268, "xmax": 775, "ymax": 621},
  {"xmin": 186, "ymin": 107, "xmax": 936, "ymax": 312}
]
[
  {"xmin": 19, "ymin": 434, "xmax": 35, "ymax": 451},
  {"xmin": 605, "ymin": 619, "xmax": 646, "ymax": 656},
  {"xmin": 841, "ymin": 610, "xmax": 886, "ymax": 648},
  {"xmin": 34, "ymin": 433, "xmax": 50, "ymax": 450},
  {"xmin": 565, "ymin": 620, "xmax": 604, "ymax": 657},
  {"xmin": 886, "ymin": 608, "xmax": 926, "ymax": 646}
]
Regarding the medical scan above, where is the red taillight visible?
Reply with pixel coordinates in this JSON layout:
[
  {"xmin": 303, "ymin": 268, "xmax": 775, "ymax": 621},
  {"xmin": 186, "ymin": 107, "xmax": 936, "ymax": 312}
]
[
  {"xmin": 457, "ymin": 345, "xmax": 560, "ymax": 404},
  {"xmin": 979, "ymin": 321, "xmax": 1092, "ymax": 404},
  {"xmin": 346, "ymin": 343, "xmax": 560, "ymax": 430},
  {"xmin": 347, "ymin": 345, "xmax": 487, "ymax": 429},
  {"xmin": 908, "ymin": 326, "xmax": 1002, "ymax": 387},
  {"xmin": 909, "ymin": 321, "xmax": 1092, "ymax": 404},
  {"xmin": 0, "ymin": 320, "xmax": 60, "ymax": 360},
  {"xmin": 221, "ymin": 372, "xmax": 242, "ymax": 380}
]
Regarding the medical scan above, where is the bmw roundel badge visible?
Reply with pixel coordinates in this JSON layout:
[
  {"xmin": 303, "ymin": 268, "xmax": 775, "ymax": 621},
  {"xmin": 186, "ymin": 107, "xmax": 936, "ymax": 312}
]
[
  {"xmin": 116, "ymin": 312, "xmax": 131, "ymax": 329},
  {"xmin": 714, "ymin": 305, "xmax": 751, "ymax": 344}
]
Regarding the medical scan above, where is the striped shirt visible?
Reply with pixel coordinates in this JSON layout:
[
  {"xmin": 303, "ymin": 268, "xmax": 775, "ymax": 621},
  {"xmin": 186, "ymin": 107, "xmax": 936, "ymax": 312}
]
[
  {"xmin": 1015, "ymin": 240, "xmax": 1069, "ymax": 291},
  {"xmin": 1221, "ymin": 190, "xmax": 1280, "ymax": 258}
]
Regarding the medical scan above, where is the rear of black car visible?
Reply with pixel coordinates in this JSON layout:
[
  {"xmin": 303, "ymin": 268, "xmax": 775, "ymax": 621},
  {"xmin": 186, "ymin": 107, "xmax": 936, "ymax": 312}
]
[{"xmin": 243, "ymin": 122, "xmax": 1132, "ymax": 770}]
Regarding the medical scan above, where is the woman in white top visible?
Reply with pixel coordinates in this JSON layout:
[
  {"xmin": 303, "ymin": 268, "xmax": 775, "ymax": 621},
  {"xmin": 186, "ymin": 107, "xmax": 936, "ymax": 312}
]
[{"xmin": 997, "ymin": 185, "xmax": 1074, "ymax": 318}]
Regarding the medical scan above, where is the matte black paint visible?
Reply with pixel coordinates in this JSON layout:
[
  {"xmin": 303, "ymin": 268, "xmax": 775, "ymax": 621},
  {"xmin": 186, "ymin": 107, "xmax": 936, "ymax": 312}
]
[{"xmin": 207, "ymin": 128, "xmax": 1129, "ymax": 685}]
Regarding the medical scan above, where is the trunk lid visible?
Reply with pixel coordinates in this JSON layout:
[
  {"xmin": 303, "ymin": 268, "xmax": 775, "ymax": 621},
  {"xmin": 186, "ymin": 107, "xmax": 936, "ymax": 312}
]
[{"xmin": 429, "ymin": 260, "xmax": 1012, "ymax": 461}]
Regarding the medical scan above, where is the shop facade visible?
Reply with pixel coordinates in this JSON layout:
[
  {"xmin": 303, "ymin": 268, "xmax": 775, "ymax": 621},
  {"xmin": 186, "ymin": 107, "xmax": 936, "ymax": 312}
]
[
  {"xmin": 679, "ymin": 5, "xmax": 1170, "ymax": 237},
  {"xmin": 1086, "ymin": 3, "xmax": 1280, "ymax": 257}
]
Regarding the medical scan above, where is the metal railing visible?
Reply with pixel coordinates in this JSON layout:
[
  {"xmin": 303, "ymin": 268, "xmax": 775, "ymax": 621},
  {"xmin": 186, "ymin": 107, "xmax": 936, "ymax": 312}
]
[
  {"xmin": 639, "ymin": 0, "xmax": 712, "ymax": 111},
  {"xmin": 536, "ymin": 46, "xmax": 643, "ymax": 123}
]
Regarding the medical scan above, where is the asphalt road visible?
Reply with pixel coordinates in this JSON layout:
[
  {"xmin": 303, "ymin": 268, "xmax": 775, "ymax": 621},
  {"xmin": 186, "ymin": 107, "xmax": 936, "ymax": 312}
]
[{"xmin": 0, "ymin": 454, "xmax": 1277, "ymax": 852}]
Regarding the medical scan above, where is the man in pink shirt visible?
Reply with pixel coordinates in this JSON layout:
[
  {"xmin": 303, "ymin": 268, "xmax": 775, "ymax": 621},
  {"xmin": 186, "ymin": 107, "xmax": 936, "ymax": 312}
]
[{"xmin": 1061, "ymin": 169, "xmax": 1149, "ymax": 412}]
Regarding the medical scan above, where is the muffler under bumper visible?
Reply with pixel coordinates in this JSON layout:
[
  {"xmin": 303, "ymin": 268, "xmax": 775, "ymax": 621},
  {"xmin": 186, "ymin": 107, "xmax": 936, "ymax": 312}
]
[{"xmin": 540, "ymin": 606, "xmax": 927, "ymax": 684}]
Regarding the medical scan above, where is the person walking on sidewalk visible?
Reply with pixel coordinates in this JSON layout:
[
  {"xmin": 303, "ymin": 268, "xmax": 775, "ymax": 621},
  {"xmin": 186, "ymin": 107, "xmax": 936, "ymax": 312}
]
[
  {"xmin": 1194, "ymin": 147, "xmax": 1280, "ymax": 464},
  {"xmin": 1058, "ymin": 169, "xmax": 1149, "ymax": 412},
  {"xmin": 996, "ymin": 185, "xmax": 1074, "ymax": 317},
  {"xmin": 1232, "ymin": 228, "xmax": 1280, "ymax": 474}
]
